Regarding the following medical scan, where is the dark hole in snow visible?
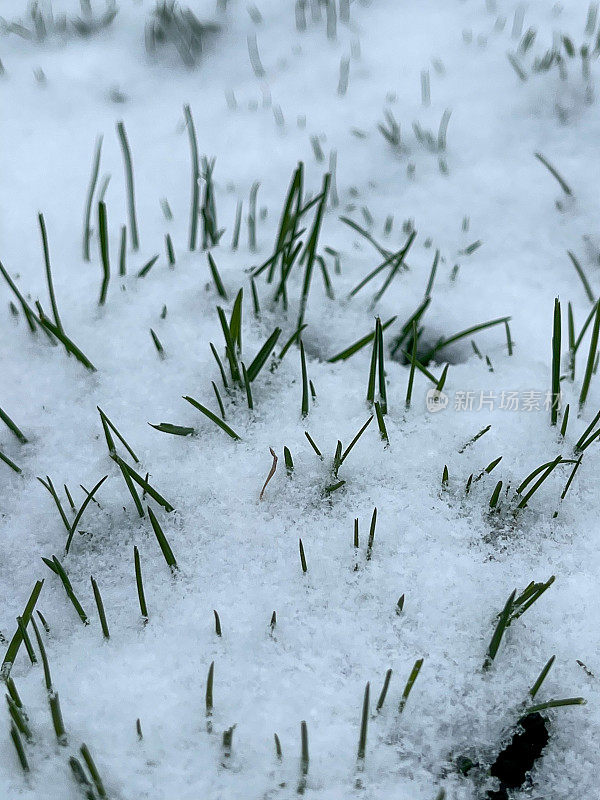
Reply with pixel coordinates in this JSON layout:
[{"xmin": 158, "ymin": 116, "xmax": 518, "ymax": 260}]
[
  {"xmin": 486, "ymin": 713, "xmax": 549, "ymax": 799},
  {"xmin": 390, "ymin": 327, "xmax": 471, "ymax": 367}
]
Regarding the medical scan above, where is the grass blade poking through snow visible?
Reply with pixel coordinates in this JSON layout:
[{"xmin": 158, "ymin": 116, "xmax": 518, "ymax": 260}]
[
  {"xmin": 297, "ymin": 173, "xmax": 330, "ymax": 330},
  {"xmin": 376, "ymin": 668, "xmax": 393, "ymax": 712},
  {"xmin": 184, "ymin": 104, "xmax": 200, "ymax": 250},
  {"xmin": 0, "ymin": 407, "xmax": 28, "ymax": 444},
  {"xmin": 568, "ymin": 251, "xmax": 595, "ymax": 304},
  {"xmin": 97, "ymin": 201, "xmax": 110, "ymax": 305},
  {"xmin": 111, "ymin": 455, "xmax": 174, "ymax": 512},
  {"xmin": 483, "ymin": 578, "xmax": 555, "ymax": 669},
  {"xmin": 422, "ymin": 317, "xmax": 510, "ymax": 363},
  {"xmin": 43, "ymin": 556, "xmax": 88, "ymax": 624},
  {"xmin": 65, "ymin": 475, "xmax": 108, "ymax": 554},
  {"xmin": 247, "ymin": 327, "xmax": 281, "ymax": 381},
  {"xmin": 551, "ymin": 298, "xmax": 561, "ymax": 426},
  {"xmin": 398, "ymin": 659, "xmax": 423, "ymax": 713},
  {"xmin": 38, "ymin": 213, "xmax": 63, "ymax": 333},
  {"xmin": 297, "ymin": 720, "xmax": 309, "ymax": 794},
  {"xmin": 2, "ymin": 581, "xmax": 44, "ymax": 678},
  {"xmin": 579, "ymin": 300, "xmax": 600, "ymax": 411},
  {"xmin": 534, "ymin": 152, "xmax": 573, "ymax": 197},
  {"xmin": 374, "ymin": 401, "xmax": 389, "ymax": 444},
  {"xmin": 340, "ymin": 416, "xmax": 373, "ymax": 465},
  {"xmin": 299, "ymin": 539, "xmax": 307, "ymax": 573},
  {"xmin": 0, "ymin": 450, "xmax": 22, "ymax": 474},
  {"xmin": 148, "ymin": 507, "xmax": 178, "ymax": 573},
  {"xmin": 183, "ymin": 395, "xmax": 241, "ymax": 440},
  {"xmin": 300, "ymin": 340, "xmax": 309, "ymax": 417},
  {"xmin": 377, "ymin": 317, "xmax": 387, "ymax": 414},
  {"xmin": 206, "ymin": 661, "xmax": 214, "ymax": 732},
  {"xmin": 116, "ymin": 121, "xmax": 139, "ymax": 251},
  {"xmin": 83, "ymin": 135, "xmax": 102, "ymax": 262},
  {"xmin": 80, "ymin": 744, "xmax": 107, "ymax": 799},
  {"xmin": 91, "ymin": 577, "xmax": 110, "ymax": 639},
  {"xmin": 134, "ymin": 546, "xmax": 148, "ymax": 621},
  {"xmin": 328, "ymin": 317, "xmax": 397, "ymax": 363},
  {"xmin": 529, "ymin": 655, "xmax": 555, "ymax": 700},
  {"xmin": 356, "ymin": 682, "xmax": 370, "ymax": 769},
  {"xmin": 208, "ymin": 253, "xmax": 228, "ymax": 299}
]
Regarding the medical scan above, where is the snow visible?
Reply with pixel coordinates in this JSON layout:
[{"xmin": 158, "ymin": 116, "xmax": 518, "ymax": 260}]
[{"xmin": 1, "ymin": 1, "xmax": 599, "ymax": 798}]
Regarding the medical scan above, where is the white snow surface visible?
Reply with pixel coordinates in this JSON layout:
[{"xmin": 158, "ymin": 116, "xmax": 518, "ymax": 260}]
[{"xmin": 1, "ymin": 1, "xmax": 600, "ymax": 798}]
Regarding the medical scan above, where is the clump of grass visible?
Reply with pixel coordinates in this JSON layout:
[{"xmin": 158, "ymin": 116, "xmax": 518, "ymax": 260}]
[
  {"xmin": 146, "ymin": 2, "xmax": 218, "ymax": 67},
  {"xmin": 0, "ymin": 260, "xmax": 97, "ymax": 371},
  {"xmin": 483, "ymin": 577, "xmax": 555, "ymax": 669}
]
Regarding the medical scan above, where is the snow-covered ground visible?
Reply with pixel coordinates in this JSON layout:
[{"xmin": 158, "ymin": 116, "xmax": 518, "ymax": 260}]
[{"xmin": 1, "ymin": 1, "xmax": 600, "ymax": 798}]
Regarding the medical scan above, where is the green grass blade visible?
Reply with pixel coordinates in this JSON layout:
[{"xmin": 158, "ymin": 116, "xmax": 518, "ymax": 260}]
[
  {"xmin": 38, "ymin": 212, "xmax": 63, "ymax": 332},
  {"xmin": 83, "ymin": 135, "xmax": 103, "ymax": 262},
  {"xmin": 148, "ymin": 506, "xmax": 178, "ymax": 572},
  {"xmin": 183, "ymin": 395, "xmax": 241, "ymax": 440},
  {"xmin": 300, "ymin": 340, "xmax": 309, "ymax": 417},
  {"xmin": 2, "ymin": 581, "xmax": 44, "ymax": 678},
  {"xmin": 134, "ymin": 546, "xmax": 148, "ymax": 619},
  {"xmin": 357, "ymin": 682, "xmax": 370, "ymax": 763},
  {"xmin": 579, "ymin": 300, "xmax": 600, "ymax": 410},
  {"xmin": 111, "ymin": 454, "xmax": 174, "ymax": 512},
  {"xmin": 116, "ymin": 120, "xmax": 139, "ymax": 250},
  {"xmin": 529, "ymin": 655, "xmax": 555, "ymax": 699},
  {"xmin": 340, "ymin": 416, "xmax": 373, "ymax": 464},
  {"xmin": 568, "ymin": 251, "xmax": 595, "ymax": 303},
  {"xmin": 247, "ymin": 328, "xmax": 281, "ymax": 381},
  {"xmin": 398, "ymin": 658, "xmax": 423, "ymax": 713},
  {"xmin": 483, "ymin": 589, "xmax": 516, "ymax": 669},
  {"xmin": 97, "ymin": 202, "xmax": 110, "ymax": 305},
  {"xmin": 551, "ymin": 298, "xmax": 561, "ymax": 426},
  {"xmin": 91, "ymin": 576, "xmax": 110, "ymax": 639},
  {"xmin": 208, "ymin": 253, "xmax": 228, "ymax": 299},
  {"xmin": 65, "ymin": 475, "xmax": 108, "ymax": 553}
]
